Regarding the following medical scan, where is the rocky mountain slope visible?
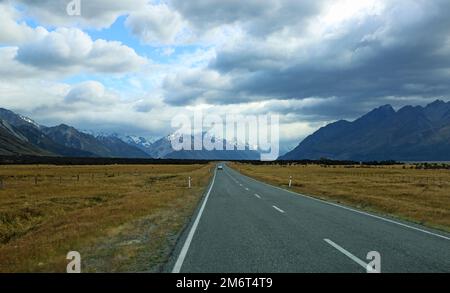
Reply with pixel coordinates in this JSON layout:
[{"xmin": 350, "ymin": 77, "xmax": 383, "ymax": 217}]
[{"xmin": 281, "ymin": 100, "xmax": 450, "ymax": 161}]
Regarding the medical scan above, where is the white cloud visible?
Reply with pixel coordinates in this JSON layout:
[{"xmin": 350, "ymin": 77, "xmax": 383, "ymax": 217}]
[
  {"xmin": 65, "ymin": 81, "xmax": 119, "ymax": 106},
  {"xmin": 163, "ymin": 68, "xmax": 233, "ymax": 105},
  {"xmin": 15, "ymin": 27, "xmax": 147, "ymax": 74},
  {"xmin": 0, "ymin": 47, "xmax": 42, "ymax": 79},
  {"xmin": 0, "ymin": 3, "xmax": 39, "ymax": 45},
  {"xmin": 0, "ymin": 78, "xmax": 69, "ymax": 113},
  {"xmin": 125, "ymin": 3, "xmax": 187, "ymax": 46}
]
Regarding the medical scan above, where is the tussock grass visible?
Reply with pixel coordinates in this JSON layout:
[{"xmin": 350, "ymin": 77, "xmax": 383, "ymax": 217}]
[
  {"xmin": 0, "ymin": 164, "xmax": 213, "ymax": 272},
  {"xmin": 231, "ymin": 163, "xmax": 450, "ymax": 232}
]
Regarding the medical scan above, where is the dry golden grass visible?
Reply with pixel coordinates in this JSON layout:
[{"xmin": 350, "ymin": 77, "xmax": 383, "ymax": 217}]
[
  {"xmin": 231, "ymin": 163, "xmax": 450, "ymax": 232},
  {"xmin": 0, "ymin": 164, "xmax": 213, "ymax": 272}
]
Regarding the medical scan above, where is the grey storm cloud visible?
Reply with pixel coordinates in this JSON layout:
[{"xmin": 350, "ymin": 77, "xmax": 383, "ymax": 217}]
[
  {"xmin": 163, "ymin": 0, "xmax": 450, "ymax": 120},
  {"xmin": 171, "ymin": 0, "xmax": 329, "ymax": 36}
]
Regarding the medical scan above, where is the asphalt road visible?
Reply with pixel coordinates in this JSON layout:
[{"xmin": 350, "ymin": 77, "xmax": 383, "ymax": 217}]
[{"xmin": 171, "ymin": 164, "xmax": 450, "ymax": 273}]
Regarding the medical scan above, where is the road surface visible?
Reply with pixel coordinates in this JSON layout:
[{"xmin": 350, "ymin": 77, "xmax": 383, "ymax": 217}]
[{"xmin": 170, "ymin": 164, "xmax": 450, "ymax": 273}]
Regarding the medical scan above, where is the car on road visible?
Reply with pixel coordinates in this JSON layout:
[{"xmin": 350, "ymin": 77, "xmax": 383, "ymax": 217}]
[{"xmin": 217, "ymin": 165, "xmax": 224, "ymax": 170}]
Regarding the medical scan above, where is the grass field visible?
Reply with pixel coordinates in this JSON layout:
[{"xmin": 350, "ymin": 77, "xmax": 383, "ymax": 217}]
[
  {"xmin": 231, "ymin": 163, "xmax": 450, "ymax": 232},
  {"xmin": 0, "ymin": 164, "xmax": 213, "ymax": 272}
]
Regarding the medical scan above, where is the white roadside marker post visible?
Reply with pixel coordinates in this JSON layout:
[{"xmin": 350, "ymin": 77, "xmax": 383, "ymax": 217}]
[
  {"xmin": 289, "ymin": 176, "xmax": 292, "ymax": 188},
  {"xmin": 188, "ymin": 176, "xmax": 192, "ymax": 189}
]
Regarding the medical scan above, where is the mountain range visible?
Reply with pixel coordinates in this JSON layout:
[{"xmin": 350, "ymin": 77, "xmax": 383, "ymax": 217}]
[
  {"xmin": 0, "ymin": 108, "xmax": 150, "ymax": 158},
  {"xmin": 0, "ymin": 108, "xmax": 259, "ymax": 160},
  {"xmin": 281, "ymin": 100, "xmax": 450, "ymax": 161},
  {"xmin": 162, "ymin": 133, "xmax": 260, "ymax": 160},
  {"xmin": 4, "ymin": 100, "xmax": 450, "ymax": 162}
]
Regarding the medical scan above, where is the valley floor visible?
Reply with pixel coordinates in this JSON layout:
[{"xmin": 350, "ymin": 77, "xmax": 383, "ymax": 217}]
[
  {"xmin": 0, "ymin": 164, "xmax": 213, "ymax": 272},
  {"xmin": 231, "ymin": 163, "xmax": 450, "ymax": 233}
]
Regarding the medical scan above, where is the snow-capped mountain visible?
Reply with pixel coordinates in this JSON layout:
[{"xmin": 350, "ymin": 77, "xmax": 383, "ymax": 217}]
[
  {"xmin": 0, "ymin": 108, "xmax": 151, "ymax": 158},
  {"xmin": 19, "ymin": 115, "xmax": 41, "ymax": 129},
  {"xmin": 148, "ymin": 132, "xmax": 261, "ymax": 160},
  {"xmin": 119, "ymin": 135, "xmax": 156, "ymax": 154},
  {"xmin": 0, "ymin": 108, "xmax": 260, "ymax": 160},
  {"xmin": 80, "ymin": 130, "xmax": 157, "ymax": 157},
  {"xmin": 0, "ymin": 108, "xmax": 41, "ymax": 129}
]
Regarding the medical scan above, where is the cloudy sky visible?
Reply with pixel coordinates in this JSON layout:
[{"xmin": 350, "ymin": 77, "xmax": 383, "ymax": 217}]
[{"xmin": 1, "ymin": 0, "xmax": 450, "ymax": 150}]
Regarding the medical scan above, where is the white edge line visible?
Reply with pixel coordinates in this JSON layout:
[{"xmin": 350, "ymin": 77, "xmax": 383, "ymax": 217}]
[
  {"xmin": 172, "ymin": 168, "xmax": 217, "ymax": 273},
  {"xmin": 227, "ymin": 167, "xmax": 450, "ymax": 241},
  {"xmin": 272, "ymin": 205, "xmax": 285, "ymax": 214},
  {"xmin": 324, "ymin": 239, "xmax": 372, "ymax": 272}
]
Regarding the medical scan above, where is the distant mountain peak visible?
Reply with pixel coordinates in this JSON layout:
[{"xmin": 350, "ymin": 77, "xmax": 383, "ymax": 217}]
[
  {"xmin": 427, "ymin": 99, "xmax": 447, "ymax": 107},
  {"xmin": 124, "ymin": 135, "xmax": 153, "ymax": 147},
  {"xmin": 56, "ymin": 124, "xmax": 73, "ymax": 130},
  {"xmin": 355, "ymin": 104, "xmax": 395, "ymax": 125},
  {"xmin": 397, "ymin": 105, "xmax": 423, "ymax": 115},
  {"xmin": 382, "ymin": 104, "xmax": 394, "ymax": 110},
  {"xmin": 372, "ymin": 104, "xmax": 395, "ymax": 114},
  {"xmin": 424, "ymin": 99, "xmax": 450, "ymax": 113}
]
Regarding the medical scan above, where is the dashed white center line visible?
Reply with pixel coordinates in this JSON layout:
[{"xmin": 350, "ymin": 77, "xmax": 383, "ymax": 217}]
[
  {"xmin": 254, "ymin": 194, "xmax": 261, "ymax": 199},
  {"xmin": 324, "ymin": 239, "xmax": 375, "ymax": 272},
  {"xmin": 245, "ymin": 187, "xmax": 249, "ymax": 191},
  {"xmin": 272, "ymin": 205, "xmax": 285, "ymax": 214}
]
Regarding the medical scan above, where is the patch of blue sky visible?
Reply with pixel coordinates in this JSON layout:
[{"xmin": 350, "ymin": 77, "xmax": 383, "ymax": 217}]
[
  {"xmin": 12, "ymin": 2, "xmax": 41, "ymax": 29},
  {"xmin": 59, "ymin": 15, "xmax": 212, "ymax": 95},
  {"xmin": 86, "ymin": 15, "xmax": 205, "ymax": 64},
  {"xmin": 22, "ymin": 17, "xmax": 41, "ymax": 29}
]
